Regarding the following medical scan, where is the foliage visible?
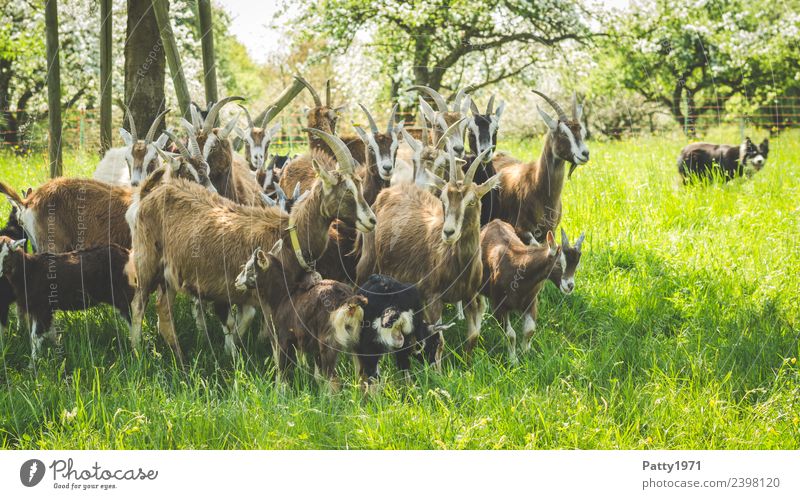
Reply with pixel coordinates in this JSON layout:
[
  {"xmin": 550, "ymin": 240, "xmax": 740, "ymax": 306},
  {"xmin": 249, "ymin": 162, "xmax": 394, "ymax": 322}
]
[{"xmin": 1, "ymin": 129, "xmax": 798, "ymax": 449}]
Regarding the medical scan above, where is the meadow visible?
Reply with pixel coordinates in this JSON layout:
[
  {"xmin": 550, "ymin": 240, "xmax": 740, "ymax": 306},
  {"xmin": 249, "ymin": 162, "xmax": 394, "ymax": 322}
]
[{"xmin": 0, "ymin": 129, "xmax": 798, "ymax": 449}]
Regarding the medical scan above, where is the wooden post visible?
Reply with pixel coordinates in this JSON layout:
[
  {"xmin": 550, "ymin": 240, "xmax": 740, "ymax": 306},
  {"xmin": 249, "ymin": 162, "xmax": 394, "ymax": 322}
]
[
  {"xmin": 197, "ymin": 0, "xmax": 218, "ymax": 106},
  {"xmin": 99, "ymin": 0, "xmax": 113, "ymax": 154},
  {"xmin": 45, "ymin": 0, "xmax": 63, "ymax": 178},
  {"xmin": 233, "ymin": 76, "xmax": 305, "ymax": 150},
  {"xmin": 151, "ymin": 0, "xmax": 191, "ymax": 118}
]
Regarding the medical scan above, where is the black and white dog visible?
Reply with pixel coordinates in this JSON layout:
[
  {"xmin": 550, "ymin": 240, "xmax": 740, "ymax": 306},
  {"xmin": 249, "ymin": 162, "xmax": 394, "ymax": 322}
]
[{"xmin": 678, "ymin": 137, "xmax": 769, "ymax": 181}]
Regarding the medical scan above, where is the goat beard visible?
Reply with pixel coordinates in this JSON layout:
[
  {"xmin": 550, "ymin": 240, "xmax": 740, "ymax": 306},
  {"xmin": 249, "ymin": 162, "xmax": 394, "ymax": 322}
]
[{"xmin": 567, "ymin": 162, "xmax": 579, "ymax": 180}]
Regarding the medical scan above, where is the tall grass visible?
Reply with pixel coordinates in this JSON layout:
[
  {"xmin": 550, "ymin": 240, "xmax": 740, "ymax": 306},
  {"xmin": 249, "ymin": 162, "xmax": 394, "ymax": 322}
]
[{"xmin": 0, "ymin": 128, "xmax": 798, "ymax": 449}]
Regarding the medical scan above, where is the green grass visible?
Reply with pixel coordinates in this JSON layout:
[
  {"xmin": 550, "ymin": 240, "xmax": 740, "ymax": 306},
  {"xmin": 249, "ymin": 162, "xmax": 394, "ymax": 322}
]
[{"xmin": 0, "ymin": 129, "xmax": 798, "ymax": 449}]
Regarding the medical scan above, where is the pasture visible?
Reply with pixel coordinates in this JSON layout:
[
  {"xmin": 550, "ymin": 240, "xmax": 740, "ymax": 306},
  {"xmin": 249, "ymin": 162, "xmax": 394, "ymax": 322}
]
[{"xmin": 1, "ymin": 128, "xmax": 798, "ymax": 450}]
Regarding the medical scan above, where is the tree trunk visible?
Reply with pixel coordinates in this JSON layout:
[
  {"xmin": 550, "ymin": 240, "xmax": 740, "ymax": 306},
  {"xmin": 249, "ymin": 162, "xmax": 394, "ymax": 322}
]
[
  {"xmin": 124, "ymin": 0, "xmax": 166, "ymax": 141},
  {"xmin": 99, "ymin": 0, "xmax": 113, "ymax": 154},
  {"xmin": 197, "ymin": 0, "xmax": 218, "ymax": 107},
  {"xmin": 45, "ymin": 0, "xmax": 63, "ymax": 178}
]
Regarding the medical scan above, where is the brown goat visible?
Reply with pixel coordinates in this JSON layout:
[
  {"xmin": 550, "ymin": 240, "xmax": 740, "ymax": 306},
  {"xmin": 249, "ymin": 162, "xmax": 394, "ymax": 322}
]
[
  {"xmin": 237, "ymin": 105, "xmax": 282, "ymax": 171},
  {"xmin": 409, "ymin": 86, "xmax": 471, "ymax": 157},
  {"xmin": 357, "ymin": 149, "xmax": 498, "ymax": 361},
  {"xmin": 130, "ymin": 129, "xmax": 375, "ymax": 364},
  {"xmin": 0, "ymin": 238, "xmax": 134, "ymax": 364},
  {"xmin": 479, "ymin": 220, "xmax": 561, "ymax": 363},
  {"xmin": 274, "ymin": 275, "xmax": 367, "ymax": 390},
  {"xmin": 0, "ymin": 178, "xmax": 131, "ymax": 253},
  {"xmin": 492, "ymin": 91, "xmax": 589, "ymax": 243}
]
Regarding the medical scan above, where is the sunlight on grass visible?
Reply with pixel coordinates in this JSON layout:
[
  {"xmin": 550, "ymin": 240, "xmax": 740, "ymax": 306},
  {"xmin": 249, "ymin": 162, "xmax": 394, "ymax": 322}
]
[{"xmin": 0, "ymin": 128, "xmax": 798, "ymax": 449}]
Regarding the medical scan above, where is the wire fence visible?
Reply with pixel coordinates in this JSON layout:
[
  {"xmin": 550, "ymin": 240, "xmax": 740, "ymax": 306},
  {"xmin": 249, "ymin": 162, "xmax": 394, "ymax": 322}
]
[{"xmin": 2, "ymin": 98, "xmax": 799, "ymax": 154}]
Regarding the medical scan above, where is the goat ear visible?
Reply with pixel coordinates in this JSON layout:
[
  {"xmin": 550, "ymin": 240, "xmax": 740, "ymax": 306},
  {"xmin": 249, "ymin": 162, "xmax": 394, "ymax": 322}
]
[
  {"xmin": 495, "ymin": 101, "xmax": 506, "ymax": 119},
  {"xmin": 400, "ymin": 128, "xmax": 422, "ymax": 153},
  {"xmin": 303, "ymin": 107, "xmax": 311, "ymax": 117},
  {"xmin": 537, "ymin": 106, "xmax": 557, "ymax": 130},
  {"xmin": 10, "ymin": 239, "xmax": 26, "ymax": 251},
  {"xmin": 260, "ymin": 192, "xmax": 277, "ymax": 207},
  {"xmin": 546, "ymin": 231, "xmax": 556, "ymax": 250},
  {"xmin": 560, "ymin": 227, "xmax": 570, "ymax": 247},
  {"xmin": 255, "ymin": 247, "xmax": 270, "ymax": 270},
  {"xmin": 312, "ymin": 159, "xmax": 337, "ymax": 189},
  {"xmin": 353, "ymin": 125, "xmax": 370, "ymax": 143},
  {"xmin": 575, "ymin": 232, "xmax": 585, "ymax": 252},
  {"xmin": 474, "ymin": 173, "xmax": 501, "ymax": 199},
  {"xmin": 154, "ymin": 133, "xmax": 169, "ymax": 150},
  {"xmin": 120, "ymin": 128, "xmax": 134, "ymax": 146}
]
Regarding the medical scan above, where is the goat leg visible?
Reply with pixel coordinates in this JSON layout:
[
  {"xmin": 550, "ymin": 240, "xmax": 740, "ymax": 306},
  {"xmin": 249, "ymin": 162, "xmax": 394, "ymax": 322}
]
[
  {"xmin": 503, "ymin": 314, "xmax": 518, "ymax": 365},
  {"xmin": 155, "ymin": 286, "xmax": 185, "ymax": 367},
  {"xmin": 463, "ymin": 296, "xmax": 486, "ymax": 360},
  {"xmin": 521, "ymin": 293, "xmax": 539, "ymax": 353}
]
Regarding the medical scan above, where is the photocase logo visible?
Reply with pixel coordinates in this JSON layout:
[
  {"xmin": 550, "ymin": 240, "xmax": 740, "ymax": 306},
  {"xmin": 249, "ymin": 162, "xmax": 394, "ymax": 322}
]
[{"xmin": 20, "ymin": 459, "xmax": 45, "ymax": 487}]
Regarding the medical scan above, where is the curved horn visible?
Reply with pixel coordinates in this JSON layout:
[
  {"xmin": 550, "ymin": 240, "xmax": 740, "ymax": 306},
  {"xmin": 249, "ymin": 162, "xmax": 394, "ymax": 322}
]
[
  {"xmin": 464, "ymin": 148, "xmax": 492, "ymax": 185},
  {"xmin": 325, "ymin": 80, "xmax": 331, "ymax": 107},
  {"xmin": 118, "ymin": 101, "xmax": 137, "ymax": 141},
  {"xmin": 189, "ymin": 103, "xmax": 204, "ymax": 130},
  {"xmin": 238, "ymin": 105, "xmax": 254, "ymax": 130},
  {"xmin": 164, "ymin": 130, "xmax": 192, "ymax": 160},
  {"xmin": 304, "ymin": 128, "xmax": 356, "ymax": 174},
  {"xmin": 145, "ymin": 108, "xmax": 170, "ymax": 144},
  {"xmin": 260, "ymin": 105, "xmax": 277, "ymax": 129},
  {"xmin": 531, "ymin": 89, "xmax": 568, "ymax": 122},
  {"xmin": 203, "ymin": 95, "xmax": 245, "ymax": 133},
  {"xmin": 218, "ymin": 111, "xmax": 241, "ymax": 140},
  {"xmin": 486, "ymin": 95, "xmax": 495, "ymax": 115},
  {"xmin": 435, "ymin": 117, "xmax": 467, "ymax": 150},
  {"xmin": 409, "ymin": 85, "xmax": 448, "ymax": 114},
  {"xmin": 358, "ymin": 103, "xmax": 379, "ymax": 135},
  {"xmin": 386, "ymin": 103, "xmax": 398, "ymax": 135},
  {"xmin": 451, "ymin": 87, "xmax": 470, "ymax": 113},
  {"xmin": 296, "ymin": 76, "xmax": 321, "ymax": 107},
  {"xmin": 448, "ymin": 145, "xmax": 459, "ymax": 184}
]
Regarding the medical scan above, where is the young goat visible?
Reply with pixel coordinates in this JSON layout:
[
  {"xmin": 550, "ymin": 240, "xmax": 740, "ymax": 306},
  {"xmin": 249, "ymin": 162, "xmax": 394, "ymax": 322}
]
[
  {"xmin": 492, "ymin": 91, "xmax": 589, "ymax": 244},
  {"xmin": 357, "ymin": 148, "xmax": 498, "ymax": 361},
  {"xmin": 0, "ymin": 238, "xmax": 135, "ymax": 364},
  {"xmin": 0, "ymin": 178, "xmax": 131, "ymax": 252},
  {"xmin": 93, "ymin": 105, "xmax": 170, "ymax": 187},
  {"xmin": 478, "ymin": 220, "xmax": 561, "ymax": 363},
  {"xmin": 130, "ymin": 128, "xmax": 375, "ymax": 363}
]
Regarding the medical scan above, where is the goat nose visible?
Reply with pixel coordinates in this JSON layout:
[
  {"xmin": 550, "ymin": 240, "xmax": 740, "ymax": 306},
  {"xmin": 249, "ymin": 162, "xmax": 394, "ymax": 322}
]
[
  {"xmin": 567, "ymin": 282, "xmax": 574, "ymax": 292},
  {"xmin": 443, "ymin": 228, "xmax": 455, "ymax": 237}
]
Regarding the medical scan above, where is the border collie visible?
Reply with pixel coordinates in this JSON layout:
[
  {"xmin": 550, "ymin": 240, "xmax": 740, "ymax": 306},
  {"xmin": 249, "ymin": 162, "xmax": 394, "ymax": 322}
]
[{"xmin": 678, "ymin": 136, "xmax": 769, "ymax": 182}]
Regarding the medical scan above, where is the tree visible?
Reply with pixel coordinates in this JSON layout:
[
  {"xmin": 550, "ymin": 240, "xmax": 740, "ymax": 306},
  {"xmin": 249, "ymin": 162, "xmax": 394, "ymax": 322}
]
[
  {"xmin": 601, "ymin": 0, "xmax": 800, "ymax": 136},
  {"xmin": 280, "ymin": 0, "xmax": 594, "ymax": 110},
  {"xmin": 124, "ymin": 0, "xmax": 166, "ymax": 138}
]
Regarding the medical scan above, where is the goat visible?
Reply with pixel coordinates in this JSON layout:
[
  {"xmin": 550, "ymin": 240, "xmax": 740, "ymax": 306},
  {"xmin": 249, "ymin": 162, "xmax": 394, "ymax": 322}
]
[
  {"xmin": 93, "ymin": 104, "xmax": 169, "ymax": 187},
  {"xmin": 0, "ymin": 238, "xmax": 134, "ymax": 364},
  {"xmin": 678, "ymin": 137, "xmax": 769, "ymax": 182},
  {"xmin": 409, "ymin": 86, "xmax": 471, "ymax": 157},
  {"xmin": 357, "ymin": 148, "xmax": 498, "ymax": 361},
  {"xmin": 0, "ymin": 178, "xmax": 131, "ymax": 253},
  {"xmin": 182, "ymin": 97, "xmax": 267, "ymax": 206},
  {"xmin": 492, "ymin": 90, "xmax": 589, "ymax": 244},
  {"xmin": 237, "ymin": 105, "xmax": 281, "ymax": 171},
  {"xmin": 356, "ymin": 274, "xmax": 453, "ymax": 380},
  {"xmin": 467, "ymin": 96, "xmax": 504, "ymax": 163},
  {"xmin": 345, "ymin": 104, "xmax": 401, "ymax": 204},
  {"xmin": 392, "ymin": 111, "xmax": 466, "ymax": 190},
  {"xmin": 548, "ymin": 228, "xmax": 584, "ymax": 294},
  {"xmin": 278, "ymin": 77, "xmax": 344, "ymax": 194},
  {"xmin": 478, "ymin": 220, "xmax": 561, "ymax": 362},
  {"xmin": 272, "ymin": 273, "xmax": 368, "ymax": 390},
  {"xmin": 130, "ymin": 128, "xmax": 376, "ymax": 363}
]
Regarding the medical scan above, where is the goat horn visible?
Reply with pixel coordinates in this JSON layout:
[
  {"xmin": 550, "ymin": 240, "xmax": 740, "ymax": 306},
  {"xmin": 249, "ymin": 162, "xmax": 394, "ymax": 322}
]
[
  {"xmin": 435, "ymin": 117, "xmax": 467, "ymax": 150},
  {"xmin": 203, "ymin": 95, "xmax": 245, "ymax": 134},
  {"xmin": 117, "ymin": 101, "xmax": 137, "ymax": 141},
  {"xmin": 531, "ymin": 89, "xmax": 568, "ymax": 122},
  {"xmin": 464, "ymin": 148, "xmax": 492, "ymax": 185},
  {"xmin": 189, "ymin": 103, "xmax": 204, "ymax": 130},
  {"xmin": 296, "ymin": 75, "xmax": 322, "ymax": 107},
  {"xmin": 448, "ymin": 146, "xmax": 458, "ymax": 184},
  {"xmin": 486, "ymin": 95, "xmax": 495, "ymax": 115},
  {"xmin": 409, "ymin": 85, "xmax": 448, "ymax": 114},
  {"xmin": 451, "ymin": 86, "xmax": 471, "ymax": 113},
  {"xmin": 260, "ymin": 105, "xmax": 277, "ymax": 129},
  {"xmin": 561, "ymin": 227, "xmax": 570, "ymax": 247},
  {"xmin": 144, "ymin": 108, "xmax": 170, "ymax": 144},
  {"xmin": 273, "ymin": 181, "xmax": 288, "ymax": 202},
  {"xmin": 400, "ymin": 127, "xmax": 422, "ymax": 154},
  {"xmin": 292, "ymin": 181, "xmax": 301, "ymax": 200},
  {"xmin": 239, "ymin": 105, "xmax": 254, "ymax": 129},
  {"xmin": 386, "ymin": 103, "xmax": 398, "ymax": 135},
  {"xmin": 571, "ymin": 92, "xmax": 578, "ymax": 120},
  {"xmin": 218, "ymin": 111, "xmax": 241, "ymax": 140},
  {"xmin": 164, "ymin": 129, "xmax": 192, "ymax": 160},
  {"xmin": 304, "ymin": 127, "xmax": 356, "ymax": 175},
  {"xmin": 325, "ymin": 79, "xmax": 331, "ymax": 107},
  {"xmin": 358, "ymin": 103, "xmax": 379, "ymax": 135}
]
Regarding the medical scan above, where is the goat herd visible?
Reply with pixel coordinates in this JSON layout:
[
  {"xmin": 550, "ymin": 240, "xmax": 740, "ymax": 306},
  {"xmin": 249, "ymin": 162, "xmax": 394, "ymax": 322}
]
[{"xmin": 0, "ymin": 75, "xmax": 768, "ymax": 390}]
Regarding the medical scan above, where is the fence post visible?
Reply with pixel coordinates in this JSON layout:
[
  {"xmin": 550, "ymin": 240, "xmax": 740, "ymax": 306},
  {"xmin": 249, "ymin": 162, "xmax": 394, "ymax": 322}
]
[
  {"xmin": 151, "ymin": 0, "xmax": 191, "ymax": 118},
  {"xmin": 100, "ymin": 0, "xmax": 112, "ymax": 154},
  {"xmin": 45, "ymin": 0, "xmax": 63, "ymax": 178},
  {"xmin": 197, "ymin": 0, "xmax": 218, "ymax": 107}
]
